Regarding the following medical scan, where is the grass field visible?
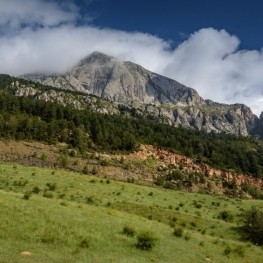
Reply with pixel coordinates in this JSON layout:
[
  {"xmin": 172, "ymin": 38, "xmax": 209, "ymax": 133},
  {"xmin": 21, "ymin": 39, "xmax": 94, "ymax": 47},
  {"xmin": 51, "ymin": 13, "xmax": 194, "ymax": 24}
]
[{"xmin": 0, "ymin": 162, "xmax": 262, "ymax": 262}]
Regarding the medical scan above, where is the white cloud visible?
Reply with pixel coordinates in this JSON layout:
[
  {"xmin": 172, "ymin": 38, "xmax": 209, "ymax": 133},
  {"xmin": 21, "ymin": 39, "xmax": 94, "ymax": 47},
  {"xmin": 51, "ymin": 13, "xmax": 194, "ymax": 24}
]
[
  {"xmin": 0, "ymin": 0, "xmax": 78, "ymax": 30},
  {"xmin": 0, "ymin": 1, "xmax": 263, "ymax": 115},
  {"xmin": 164, "ymin": 28, "xmax": 263, "ymax": 115}
]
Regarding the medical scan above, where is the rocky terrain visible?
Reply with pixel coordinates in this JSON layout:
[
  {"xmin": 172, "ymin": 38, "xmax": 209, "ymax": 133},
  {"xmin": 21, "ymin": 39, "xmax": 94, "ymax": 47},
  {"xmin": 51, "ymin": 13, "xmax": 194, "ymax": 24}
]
[{"xmin": 21, "ymin": 51, "xmax": 260, "ymax": 137}]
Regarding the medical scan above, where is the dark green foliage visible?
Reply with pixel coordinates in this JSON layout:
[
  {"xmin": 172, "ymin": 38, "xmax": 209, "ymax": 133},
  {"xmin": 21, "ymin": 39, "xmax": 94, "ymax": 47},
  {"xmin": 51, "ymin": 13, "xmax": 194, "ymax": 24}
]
[
  {"xmin": 193, "ymin": 200, "xmax": 202, "ymax": 209},
  {"xmin": 1, "ymin": 74, "xmax": 263, "ymax": 178},
  {"xmin": 241, "ymin": 184, "xmax": 263, "ymax": 200},
  {"xmin": 86, "ymin": 196, "xmax": 94, "ymax": 204},
  {"xmin": 224, "ymin": 245, "xmax": 232, "ymax": 256},
  {"xmin": 23, "ymin": 190, "xmax": 32, "ymax": 200},
  {"xmin": 78, "ymin": 239, "xmax": 89, "ymax": 248},
  {"xmin": 32, "ymin": 186, "xmax": 41, "ymax": 194},
  {"xmin": 184, "ymin": 233, "xmax": 191, "ymax": 240},
  {"xmin": 218, "ymin": 211, "xmax": 234, "ymax": 222},
  {"xmin": 46, "ymin": 182, "xmax": 56, "ymax": 191},
  {"xmin": 173, "ymin": 227, "xmax": 183, "ymax": 237},
  {"xmin": 82, "ymin": 166, "xmax": 89, "ymax": 175},
  {"xmin": 240, "ymin": 207, "xmax": 263, "ymax": 245},
  {"xmin": 122, "ymin": 225, "xmax": 136, "ymax": 237},
  {"xmin": 43, "ymin": 192, "xmax": 54, "ymax": 199},
  {"xmin": 136, "ymin": 231, "xmax": 157, "ymax": 251}
]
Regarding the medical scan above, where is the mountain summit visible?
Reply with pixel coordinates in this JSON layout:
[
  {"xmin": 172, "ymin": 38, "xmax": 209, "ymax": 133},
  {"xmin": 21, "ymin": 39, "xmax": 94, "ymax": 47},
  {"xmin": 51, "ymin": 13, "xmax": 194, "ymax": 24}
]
[
  {"xmin": 21, "ymin": 51, "xmax": 258, "ymax": 136},
  {"xmin": 23, "ymin": 51, "xmax": 204, "ymax": 107}
]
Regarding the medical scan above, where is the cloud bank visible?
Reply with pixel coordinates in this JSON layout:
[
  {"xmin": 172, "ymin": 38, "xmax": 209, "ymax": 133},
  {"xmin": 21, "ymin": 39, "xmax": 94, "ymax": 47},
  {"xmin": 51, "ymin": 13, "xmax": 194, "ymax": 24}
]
[{"xmin": 0, "ymin": 0, "xmax": 263, "ymax": 115}]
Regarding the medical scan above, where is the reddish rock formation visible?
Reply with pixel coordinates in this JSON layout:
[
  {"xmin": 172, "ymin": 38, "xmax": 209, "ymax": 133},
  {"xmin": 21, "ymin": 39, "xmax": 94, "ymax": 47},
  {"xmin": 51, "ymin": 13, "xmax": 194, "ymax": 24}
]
[{"xmin": 136, "ymin": 145, "xmax": 263, "ymax": 189}]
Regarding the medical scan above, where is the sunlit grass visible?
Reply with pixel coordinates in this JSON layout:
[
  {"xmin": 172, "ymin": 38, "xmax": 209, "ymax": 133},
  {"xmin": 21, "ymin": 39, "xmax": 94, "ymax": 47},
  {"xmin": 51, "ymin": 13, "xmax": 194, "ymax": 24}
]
[{"xmin": 0, "ymin": 163, "xmax": 262, "ymax": 262}]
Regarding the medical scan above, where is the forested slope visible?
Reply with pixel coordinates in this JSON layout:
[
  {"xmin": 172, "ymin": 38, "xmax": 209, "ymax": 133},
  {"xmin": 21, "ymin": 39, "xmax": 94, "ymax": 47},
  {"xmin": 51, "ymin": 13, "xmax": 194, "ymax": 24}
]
[{"xmin": 0, "ymin": 74, "xmax": 263, "ymax": 178}]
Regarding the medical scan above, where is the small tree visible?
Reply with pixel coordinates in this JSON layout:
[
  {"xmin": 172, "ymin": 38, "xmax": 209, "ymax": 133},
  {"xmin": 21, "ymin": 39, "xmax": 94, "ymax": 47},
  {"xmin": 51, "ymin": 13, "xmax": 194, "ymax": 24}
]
[
  {"xmin": 240, "ymin": 207, "xmax": 263, "ymax": 245},
  {"xmin": 136, "ymin": 231, "xmax": 157, "ymax": 251}
]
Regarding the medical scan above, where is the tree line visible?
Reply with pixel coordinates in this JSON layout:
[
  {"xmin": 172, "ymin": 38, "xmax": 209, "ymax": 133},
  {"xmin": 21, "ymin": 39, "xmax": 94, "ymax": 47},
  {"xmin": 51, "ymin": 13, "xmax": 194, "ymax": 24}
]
[{"xmin": 1, "ymin": 74, "xmax": 263, "ymax": 178}]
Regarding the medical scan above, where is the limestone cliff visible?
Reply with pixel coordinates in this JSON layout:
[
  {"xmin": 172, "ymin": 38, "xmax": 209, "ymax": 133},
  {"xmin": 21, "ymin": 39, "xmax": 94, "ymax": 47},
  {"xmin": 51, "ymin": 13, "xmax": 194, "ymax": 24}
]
[{"xmin": 21, "ymin": 51, "xmax": 258, "ymax": 136}]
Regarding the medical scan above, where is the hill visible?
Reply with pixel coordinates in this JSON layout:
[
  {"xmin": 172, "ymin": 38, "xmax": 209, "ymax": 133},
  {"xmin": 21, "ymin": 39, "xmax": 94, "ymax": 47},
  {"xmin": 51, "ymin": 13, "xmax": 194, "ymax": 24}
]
[
  {"xmin": 1, "ymin": 73, "xmax": 263, "ymax": 181},
  {"xmin": 0, "ymin": 162, "xmax": 262, "ymax": 262}
]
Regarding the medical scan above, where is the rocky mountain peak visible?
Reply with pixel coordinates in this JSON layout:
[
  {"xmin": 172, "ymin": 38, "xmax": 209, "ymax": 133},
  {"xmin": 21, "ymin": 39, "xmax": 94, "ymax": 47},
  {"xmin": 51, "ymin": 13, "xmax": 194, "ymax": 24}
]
[
  {"xmin": 20, "ymin": 51, "xmax": 260, "ymax": 137},
  {"xmin": 77, "ymin": 51, "xmax": 116, "ymax": 67}
]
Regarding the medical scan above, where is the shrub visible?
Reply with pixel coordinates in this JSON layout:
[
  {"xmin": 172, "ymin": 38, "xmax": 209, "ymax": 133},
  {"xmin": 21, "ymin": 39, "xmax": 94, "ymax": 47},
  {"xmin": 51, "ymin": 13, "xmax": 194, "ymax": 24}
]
[
  {"xmin": 193, "ymin": 201, "xmax": 202, "ymax": 209},
  {"xmin": 41, "ymin": 231, "xmax": 56, "ymax": 243},
  {"xmin": 155, "ymin": 176, "xmax": 165, "ymax": 186},
  {"xmin": 240, "ymin": 206, "xmax": 263, "ymax": 245},
  {"xmin": 23, "ymin": 190, "xmax": 32, "ymax": 200},
  {"xmin": 224, "ymin": 245, "xmax": 232, "ymax": 256},
  {"xmin": 43, "ymin": 192, "xmax": 54, "ymax": 198},
  {"xmin": 78, "ymin": 238, "xmax": 89, "ymax": 248},
  {"xmin": 46, "ymin": 182, "xmax": 56, "ymax": 191},
  {"xmin": 32, "ymin": 186, "xmax": 41, "ymax": 194},
  {"xmin": 148, "ymin": 215, "xmax": 153, "ymax": 220},
  {"xmin": 86, "ymin": 196, "xmax": 94, "ymax": 204},
  {"xmin": 233, "ymin": 245, "xmax": 245, "ymax": 257},
  {"xmin": 100, "ymin": 159, "xmax": 109, "ymax": 166},
  {"xmin": 199, "ymin": 241, "xmax": 204, "ymax": 247},
  {"xmin": 90, "ymin": 179, "xmax": 96, "ymax": 183},
  {"xmin": 82, "ymin": 166, "xmax": 89, "ymax": 175},
  {"xmin": 241, "ymin": 183, "xmax": 263, "ymax": 200},
  {"xmin": 184, "ymin": 233, "xmax": 190, "ymax": 240},
  {"xmin": 122, "ymin": 225, "xmax": 135, "ymax": 237},
  {"xmin": 190, "ymin": 222, "xmax": 197, "ymax": 228},
  {"xmin": 173, "ymin": 227, "xmax": 183, "ymax": 237},
  {"xmin": 91, "ymin": 167, "xmax": 98, "ymax": 175},
  {"xmin": 136, "ymin": 231, "xmax": 157, "ymax": 251},
  {"xmin": 218, "ymin": 210, "xmax": 234, "ymax": 222}
]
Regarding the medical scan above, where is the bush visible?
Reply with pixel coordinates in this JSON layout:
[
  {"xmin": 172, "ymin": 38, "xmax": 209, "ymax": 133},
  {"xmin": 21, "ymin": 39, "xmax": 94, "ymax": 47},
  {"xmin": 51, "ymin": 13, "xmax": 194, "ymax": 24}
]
[
  {"xmin": 32, "ymin": 186, "xmax": 41, "ymax": 194},
  {"xmin": 184, "ymin": 233, "xmax": 190, "ymax": 240},
  {"xmin": 23, "ymin": 190, "xmax": 32, "ymax": 200},
  {"xmin": 218, "ymin": 210, "xmax": 234, "ymax": 222},
  {"xmin": 241, "ymin": 183, "xmax": 263, "ymax": 200},
  {"xmin": 224, "ymin": 245, "xmax": 232, "ymax": 256},
  {"xmin": 46, "ymin": 182, "xmax": 56, "ymax": 191},
  {"xmin": 86, "ymin": 196, "xmax": 94, "ymax": 204},
  {"xmin": 173, "ymin": 227, "xmax": 183, "ymax": 237},
  {"xmin": 240, "ymin": 207, "xmax": 263, "ymax": 245},
  {"xmin": 122, "ymin": 225, "xmax": 135, "ymax": 237},
  {"xmin": 82, "ymin": 166, "xmax": 89, "ymax": 175},
  {"xmin": 43, "ymin": 192, "xmax": 54, "ymax": 198},
  {"xmin": 136, "ymin": 231, "xmax": 157, "ymax": 251},
  {"xmin": 78, "ymin": 238, "xmax": 89, "ymax": 248}
]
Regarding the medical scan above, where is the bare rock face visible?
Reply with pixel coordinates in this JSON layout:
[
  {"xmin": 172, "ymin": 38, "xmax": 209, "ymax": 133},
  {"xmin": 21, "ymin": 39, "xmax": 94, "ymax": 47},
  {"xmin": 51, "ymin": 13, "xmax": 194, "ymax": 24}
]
[
  {"xmin": 21, "ymin": 51, "xmax": 258, "ymax": 136},
  {"xmin": 24, "ymin": 52, "xmax": 203, "ymax": 107}
]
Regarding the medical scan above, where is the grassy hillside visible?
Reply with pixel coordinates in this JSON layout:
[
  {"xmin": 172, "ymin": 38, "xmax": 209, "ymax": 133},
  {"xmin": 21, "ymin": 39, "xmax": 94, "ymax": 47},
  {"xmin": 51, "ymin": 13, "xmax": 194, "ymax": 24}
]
[{"xmin": 0, "ymin": 163, "xmax": 262, "ymax": 262}]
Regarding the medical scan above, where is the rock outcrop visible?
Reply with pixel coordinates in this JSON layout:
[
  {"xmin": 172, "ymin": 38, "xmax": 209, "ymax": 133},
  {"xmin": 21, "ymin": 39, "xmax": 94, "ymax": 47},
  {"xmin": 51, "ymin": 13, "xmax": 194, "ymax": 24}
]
[
  {"xmin": 137, "ymin": 145, "xmax": 263, "ymax": 189},
  {"xmin": 21, "ymin": 51, "xmax": 258, "ymax": 136}
]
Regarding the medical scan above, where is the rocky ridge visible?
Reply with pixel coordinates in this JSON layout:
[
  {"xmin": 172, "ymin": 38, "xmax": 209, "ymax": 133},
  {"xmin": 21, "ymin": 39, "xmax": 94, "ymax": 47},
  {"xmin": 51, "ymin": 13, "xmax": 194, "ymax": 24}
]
[
  {"xmin": 137, "ymin": 145, "xmax": 263, "ymax": 189},
  {"xmin": 21, "ymin": 51, "xmax": 259, "ymax": 136}
]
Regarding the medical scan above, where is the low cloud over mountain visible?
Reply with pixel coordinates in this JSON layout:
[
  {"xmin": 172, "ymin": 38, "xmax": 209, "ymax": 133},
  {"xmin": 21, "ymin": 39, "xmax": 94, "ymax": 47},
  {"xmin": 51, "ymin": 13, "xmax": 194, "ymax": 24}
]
[{"xmin": 0, "ymin": 0, "xmax": 263, "ymax": 115}]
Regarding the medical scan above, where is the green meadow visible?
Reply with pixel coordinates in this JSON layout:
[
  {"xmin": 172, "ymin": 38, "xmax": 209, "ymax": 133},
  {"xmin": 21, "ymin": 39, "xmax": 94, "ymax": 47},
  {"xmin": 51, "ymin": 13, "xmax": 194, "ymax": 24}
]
[{"xmin": 0, "ymin": 163, "xmax": 262, "ymax": 262}]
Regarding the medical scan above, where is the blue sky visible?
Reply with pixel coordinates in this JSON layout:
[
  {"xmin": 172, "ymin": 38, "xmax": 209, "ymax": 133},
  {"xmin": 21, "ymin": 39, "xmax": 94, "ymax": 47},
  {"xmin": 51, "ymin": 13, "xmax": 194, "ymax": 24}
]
[
  {"xmin": 80, "ymin": 0, "xmax": 263, "ymax": 50},
  {"xmin": 0, "ymin": 0, "xmax": 263, "ymax": 115}
]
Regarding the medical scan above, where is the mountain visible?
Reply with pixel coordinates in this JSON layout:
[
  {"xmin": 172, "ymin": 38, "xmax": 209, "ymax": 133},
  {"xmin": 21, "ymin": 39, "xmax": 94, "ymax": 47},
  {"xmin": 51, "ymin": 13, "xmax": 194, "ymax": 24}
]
[{"xmin": 21, "ymin": 51, "xmax": 258, "ymax": 136}]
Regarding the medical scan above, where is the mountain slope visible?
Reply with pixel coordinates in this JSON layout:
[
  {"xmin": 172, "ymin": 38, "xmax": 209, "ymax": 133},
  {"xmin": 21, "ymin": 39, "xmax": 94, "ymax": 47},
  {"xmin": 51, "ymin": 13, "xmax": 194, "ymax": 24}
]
[
  {"xmin": 21, "ymin": 51, "xmax": 258, "ymax": 136},
  {"xmin": 22, "ymin": 51, "xmax": 204, "ymax": 107}
]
